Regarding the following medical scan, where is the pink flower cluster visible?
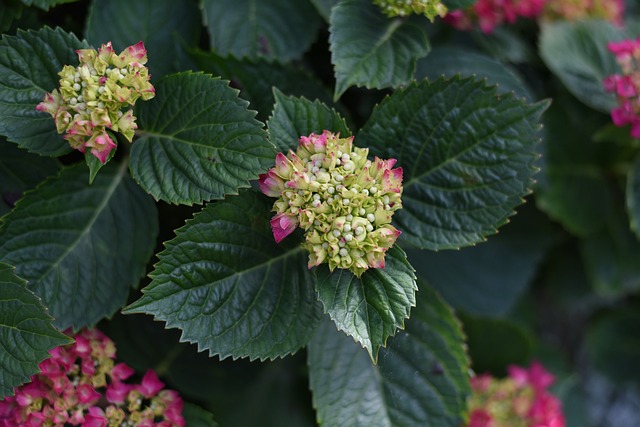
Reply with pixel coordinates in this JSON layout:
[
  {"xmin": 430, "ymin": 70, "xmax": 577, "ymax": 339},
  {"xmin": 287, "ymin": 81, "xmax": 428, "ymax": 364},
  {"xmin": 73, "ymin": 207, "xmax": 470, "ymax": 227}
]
[
  {"xmin": 444, "ymin": 0, "xmax": 623, "ymax": 34},
  {"xmin": 466, "ymin": 361, "xmax": 565, "ymax": 427},
  {"xmin": 0, "ymin": 329, "xmax": 184, "ymax": 427},
  {"xmin": 604, "ymin": 38, "xmax": 640, "ymax": 138}
]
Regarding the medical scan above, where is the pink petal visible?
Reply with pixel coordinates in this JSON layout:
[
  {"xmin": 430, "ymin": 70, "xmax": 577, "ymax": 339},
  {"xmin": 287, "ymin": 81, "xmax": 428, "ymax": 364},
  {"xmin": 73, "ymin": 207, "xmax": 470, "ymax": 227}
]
[
  {"xmin": 258, "ymin": 170, "xmax": 284, "ymax": 197},
  {"xmin": 138, "ymin": 370, "xmax": 165, "ymax": 398},
  {"xmin": 127, "ymin": 41, "xmax": 147, "ymax": 61},
  {"xmin": 270, "ymin": 212, "xmax": 298, "ymax": 243}
]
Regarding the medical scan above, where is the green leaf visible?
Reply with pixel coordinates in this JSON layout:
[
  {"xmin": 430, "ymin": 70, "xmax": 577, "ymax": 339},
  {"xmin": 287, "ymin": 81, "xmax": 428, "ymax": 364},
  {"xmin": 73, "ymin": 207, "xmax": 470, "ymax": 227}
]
[
  {"xmin": 308, "ymin": 284, "xmax": 470, "ymax": 427},
  {"xmin": 406, "ymin": 202, "xmax": 559, "ymax": 317},
  {"xmin": 0, "ymin": 262, "xmax": 71, "ymax": 398},
  {"xmin": 0, "ymin": 27, "xmax": 87, "ymax": 156},
  {"xmin": 310, "ymin": 0, "xmax": 338, "ymax": 20},
  {"xmin": 129, "ymin": 72, "xmax": 274, "ymax": 205},
  {"xmin": 461, "ymin": 314, "xmax": 533, "ymax": 376},
  {"xmin": 125, "ymin": 191, "xmax": 323, "ymax": 361},
  {"xmin": 0, "ymin": 162, "xmax": 158, "ymax": 329},
  {"xmin": 182, "ymin": 403, "xmax": 219, "ymax": 427},
  {"xmin": 201, "ymin": 0, "xmax": 322, "ymax": 61},
  {"xmin": 267, "ymin": 90, "xmax": 351, "ymax": 152},
  {"xmin": 330, "ymin": 0, "xmax": 430, "ymax": 99},
  {"xmin": 0, "ymin": 0, "xmax": 23, "ymax": 33},
  {"xmin": 441, "ymin": 0, "xmax": 474, "ymax": 9},
  {"xmin": 315, "ymin": 246, "xmax": 416, "ymax": 361},
  {"xmin": 188, "ymin": 50, "xmax": 334, "ymax": 122},
  {"xmin": 0, "ymin": 137, "xmax": 60, "ymax": 216},
  {"xmin": 19, "ymin": 0, "xmax": 79, "ymax": 10},
  {"xmin": 586, "ymin": 304, "xmax": 640, "ymax": 385},
  {"xmin": 472, "ymin": 27, "xmax": 536, "ymax": 64},
  {"xmin": 84, "ymin": 0, "xmax": 201, "ymax": 79},
  {"xmin": 84, "ymin": 140, "xmax": 116, "ymax": 184},
  {"xmin": 539, "ymin": 20, "xmax": 626, "ymax": 113},
  {"xmin": 415, "ymin": 46, "xmax": 534, "ymax": 101},
  {"xmin": 358, "ymin": 76, "xmax": 547, "ymax": 250},
  {"xmin": 626, "ymin": 153, "xmax": 640, "ymax": 240}
]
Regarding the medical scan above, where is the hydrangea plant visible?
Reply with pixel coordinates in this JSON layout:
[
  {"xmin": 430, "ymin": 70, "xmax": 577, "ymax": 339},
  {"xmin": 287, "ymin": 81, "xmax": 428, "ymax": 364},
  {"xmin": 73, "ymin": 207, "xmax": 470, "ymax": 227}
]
[{"xmin": 0, "ymin": 0, "xmax": 639, "ymax": 426}]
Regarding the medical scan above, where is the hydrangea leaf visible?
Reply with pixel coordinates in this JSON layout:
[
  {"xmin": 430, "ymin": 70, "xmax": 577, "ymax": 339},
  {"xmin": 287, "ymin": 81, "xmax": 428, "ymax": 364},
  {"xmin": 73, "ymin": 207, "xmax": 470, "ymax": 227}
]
[
  {"xmin": 0, "ymin": 137, "xmax": 60, "ymax": 217},
  {"xmin": 124, "ymin": 191, "xmax": 324, "ymax": 361},
  {"xmin": 201, "ymin": 0, "xmax": 322, "ymax": 61},
  {"xmin": 330, "ymin": 0, "xmax": 430, "ymax": 100},
  {"xmin": 314, "ymin": 246, "xmax": 417, "ymax": 362},
  {"xmin": 0, "ymin": 0, "xmax": 23, "ymax": 32},
  {"xmin": 19, "ymin": 0, "xmax": 79, "ymax": 10},
  {"xmin": 129, "ymin": 72, "xmax": 274, "ymax": 205},
  {"xmin": 0, "ymin": 27, "xmax": 87, "ymax": 156},
  {"xmin": 406, "ymin": 203, "xmax": 559, "ymax": 317},
  {"xmin": 310, "ymin": 0, "xmax": 338, "ymax": 21},
  {"xmin": 626, "ymin": 153, "xmax": 640, "ymax": 240},
  {"xmin": 441, "ymin": 0, "xmax": 474, "ymax": 9},
  {"xmin": 188, "ymin": 49, "xmax": 334, "ymax": 121},
  {"xmin": 182, "ymin": 403, "xmax": 219, "ymax": 427},
  {"xmin": 358, "ymin": 76, "xmax": 547, "ymax": 250},
  {"xmin": 84, "ymin": 0, "xmax": 201, "ymax": 78},
  {"xmin": 0, "ymin": 162, "xmax": 158, "ymax": 329},
  {"xmin": 539, "ymin": 20, "xmax": 626, "ymax": 113},
  {"xmin": 308, "ymin": 283, "xmax": 470, "ymax": 427},
  {"xmin": 267, "ymin": 90, "xmax": 351, "ymax": 152},
  {"xmin": 0, "ymin": 262, "xmax": 71, "ymax": 398}
]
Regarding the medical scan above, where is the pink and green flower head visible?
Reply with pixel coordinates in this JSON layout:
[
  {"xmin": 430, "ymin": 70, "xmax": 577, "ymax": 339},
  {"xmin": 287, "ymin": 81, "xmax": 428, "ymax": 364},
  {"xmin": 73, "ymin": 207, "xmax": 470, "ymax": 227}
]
[
  {"xmin": 372, "ymin": 0, "xmax": 448, "ymax": 20},
  {"xmin": 259, "ymin": 130, "xmax": 403, "ymax": 277},
  {"xmin": 604, "ymin": 37, "xmax": 640, "ymax": 139},
  {"xmin": 36, "ymin": 41, "xmax": 155, "ymax": 163}
]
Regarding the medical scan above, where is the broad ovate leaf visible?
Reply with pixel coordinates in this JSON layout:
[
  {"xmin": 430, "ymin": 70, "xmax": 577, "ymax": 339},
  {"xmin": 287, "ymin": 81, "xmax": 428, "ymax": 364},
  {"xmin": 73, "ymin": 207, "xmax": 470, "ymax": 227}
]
[
  {"xmin": 539, "ymin": 20, "xmax": 626, "ymax": 113},
  {"xmin": 129, "ymin": 72, "xmax": 274, "ymax": 205},
  {"xmin": 330, "ymin": 0, "xmax": 430, "ymax": 99},
  {"xmin": 85, "ymin": 0, "xmax": 201, "ymax": 78},
  {"xmin": 0, "ymin": 262, "xmax": 71, "ymax": 398},
  {"xmin": 125, "ymin": 191, "xmax": 323, "ymax": 361},
  {"xmin": 315, "ymin": 246, "xmax": 416, "ymax": 361},
  {"xmin": 358, "ymin": 76, "xmax": 547, "ymax": 250},
  {"xmin": 0, "ymin": 27, "xmax": 87, "ymax": 156},
  {"xmin": 0, "ymin": 162, "xmax": 158, "ymax": 329},
  {"xmin": 267, "ymin": 90, "xmax": 351, "ymax": 152},
  {"xmin": 201, "ymin": 0, "xmax": 322, "ymax": 61},
  {"xmin": 308, "ymin": 284, "xmax": 470, "ymax": 427}
]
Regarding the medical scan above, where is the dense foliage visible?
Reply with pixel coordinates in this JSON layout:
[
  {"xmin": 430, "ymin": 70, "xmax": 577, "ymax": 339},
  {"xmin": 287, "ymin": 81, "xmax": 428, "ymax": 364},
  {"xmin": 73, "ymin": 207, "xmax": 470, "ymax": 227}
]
[{"xmin": 1, "ymin": 0, "xmax": 640, "ymax": 426}]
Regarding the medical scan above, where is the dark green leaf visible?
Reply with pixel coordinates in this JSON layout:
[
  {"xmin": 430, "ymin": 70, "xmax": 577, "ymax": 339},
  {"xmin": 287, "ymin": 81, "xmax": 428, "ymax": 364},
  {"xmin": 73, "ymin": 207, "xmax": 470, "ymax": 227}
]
[
  {"xmin": 626, "ymin": 153, "xmax": 640, "ymax": 240},
  {"xmin": 407, "ymin": 202, "xmax": 559, "ymax": 317},
  {"xmin": 461, "ymin": 314, "xmax": 533, "ymax": 376},
  {"xmin": 189, "ymin": 50, "xmax": 334, "ymax": 122},
  {"xmin": 315, "ymin": 246, "xmax": 416, "ymax": 361},
  {"xmin": 182, "ymin": 403, "xmax": 219, "ymax": 427},
  {"xmin": 0, "ymin": 262, "xmax": 71, "ymax": 398},
  {"xmin": 129, "ymin": 72, "xmax": 274, "ymax": 205},
  {"xmin": 310, "ymin": 0, "xmax": 338, "ymax": 20},
  {"xmin": 415, "ymin": 46, "xmax": 534, "ymax": 100},
  {"xmin": 0, "ymin": 27, "xmax": 87, "ymax": 155},
  {"xmin": 359, "ymin": 76, "xmax": 546, "ymax": 250},
  {"xmin": 539, "ymin": 20, "xmax": 626, "ymax": 113},
  {"xmin": 267, "ymin": 90, "xmax": 351, "ymax": 152},
  {"xmin": 330, "ymin": 0, "xmax": 430, "ymax": 99},
  {"xmin": 125, "ymin": 191, "xmax": 323, "ymax": 361},
  {"xmin": 0, "ymin": 162, "xmax": 158, "ymax": 329},
  {"xmin": 0, "ymin": 0, "xmax": 23, "ymax": 32},
  {"xmin": 19, "ymin": 0, "xmax": 79, "ymax": 10},
  {"xmin": 441, "ymin": 0, "xmax": 474, "ymax": 10},
  {"xmin": 472, "ymin": 27, "xmax": 536, "ymax": 64},
  {"xmin": 308, "ymin": 284, "xmax": 470, "ymax": 427},
  {"xmin": 84, "ymin": 0, "xmax": 201, "ymax": 78},
  {"xmin": 201, "ymin": 0, "xmax": 322, "ymax": 61},
  {"xmin": 0, "ymin": 137, "xmax": 60, "ymax": 216},
  {"xmin": 587, "ymin": 304, "xmax": 640, "ymax": 384}
]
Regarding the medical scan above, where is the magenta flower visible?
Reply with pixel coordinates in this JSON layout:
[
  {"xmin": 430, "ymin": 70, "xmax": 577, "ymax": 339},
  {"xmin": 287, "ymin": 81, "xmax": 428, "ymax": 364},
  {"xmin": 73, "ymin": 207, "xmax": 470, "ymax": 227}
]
[
  {"xmin": 604, "ymin": 37, "xmax": 640, "ymax": 140},
  {"xmin": 259, "ymin": 130, "xmax": 403, "ymax": 277}
]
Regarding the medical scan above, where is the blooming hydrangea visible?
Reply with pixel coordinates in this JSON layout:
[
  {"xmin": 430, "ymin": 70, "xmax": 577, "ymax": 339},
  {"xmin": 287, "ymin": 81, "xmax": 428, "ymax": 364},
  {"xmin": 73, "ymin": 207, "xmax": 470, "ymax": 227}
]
[
  {"xmin": 36, "ymin": 41, "xmax": 155, "ymax": 163},
  {"xmin": 466, "ymin": 362, "xmax": 565, "ymax": 427},
  {"xmin": 0, "ymin": 329, "xmax": 184, "ymax": 427},
  {"xmin": 604, "ymin": 37, "xmax": 640, "ymax": 138},
  {"xmin": 372, "ymin": 0, "xmax": 448, "ymax": 21},
  {"xmin": 259, "ymin": 130, "xmax": 403, "ymax": 277},
  {"xmin": 444, "ymin": 0, "xmax": 545, "ymax": 33}
]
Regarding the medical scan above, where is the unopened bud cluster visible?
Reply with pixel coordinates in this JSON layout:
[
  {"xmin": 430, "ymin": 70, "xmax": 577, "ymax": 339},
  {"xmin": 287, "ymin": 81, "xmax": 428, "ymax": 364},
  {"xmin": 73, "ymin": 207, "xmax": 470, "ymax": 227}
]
[
  {"xmin": 604, "ymin": 38, "xmax": 640, "ymax": 138},
  {"xmin": 36, "ymin": 41, "xmax": 155, "ymax": 163},
  {"xmin": 259, "ymin": 130, "xmax": 403, "ymax": 277},
  {"xmin": 0, "ymin": 329, "xmax": 184, "ymax": 427},
  {"xmin": 373, "ymin": 0, "xmax": 447, "ymax": 21},
  {"xmin": 466, "ymin": 362, "xmax": 565, "ymax": 427}
]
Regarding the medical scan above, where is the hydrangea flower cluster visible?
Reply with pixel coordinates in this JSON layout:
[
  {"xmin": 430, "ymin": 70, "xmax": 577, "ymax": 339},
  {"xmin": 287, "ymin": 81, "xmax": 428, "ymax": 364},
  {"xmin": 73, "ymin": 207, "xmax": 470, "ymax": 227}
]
[
  {"xmin": 372, "ymin": 0, "xmax": 448, "ymax": 21},
  {"xmin": 259, "ymin": 130, "xmax": 403, "ymax": 277},
  {"xmin": 36, "ymin": 41, "xmax": 155, "ymax": 163},
  {"xmin": 604, "ymin": 38, "xmax": 640, "ymax": 139},
  {"xmin": 444, "ymin": 0, "xmax": 545, "ymax": 34},
  {"xmin": 0, "ymin": 329, "xmax": 184, "ymax": 427},
  {"xmin": 466, "ymin": 362, "xmax": 565, "ymax": 427},
  {"xmin": 542, "ymin": 0, "xmax": 623, "ymax": 24}
]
